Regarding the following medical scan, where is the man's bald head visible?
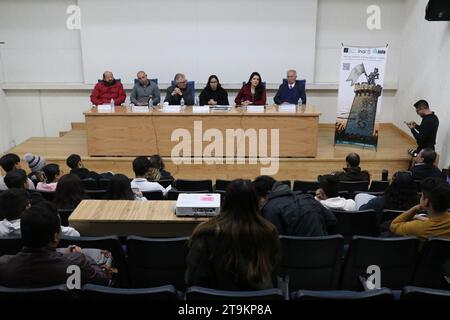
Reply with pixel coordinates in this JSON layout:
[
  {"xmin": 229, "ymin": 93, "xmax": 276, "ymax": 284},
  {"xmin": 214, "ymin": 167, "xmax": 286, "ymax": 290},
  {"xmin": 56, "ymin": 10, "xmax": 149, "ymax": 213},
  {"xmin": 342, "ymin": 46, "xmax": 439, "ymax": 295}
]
[
  {"xmin": 137, "ymin": 71, "xmax": 149, "ymax": 85},
  {"xmin": 103, "ymin": 71, "xmax": 114, "ymax": 83}
]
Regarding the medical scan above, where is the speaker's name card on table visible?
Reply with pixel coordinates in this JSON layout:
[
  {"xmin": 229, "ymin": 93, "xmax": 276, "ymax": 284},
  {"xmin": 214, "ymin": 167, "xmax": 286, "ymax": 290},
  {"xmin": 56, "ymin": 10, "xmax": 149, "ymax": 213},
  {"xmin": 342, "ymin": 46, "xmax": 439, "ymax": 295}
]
[
  {"xmin": 210, "ymin": 105, "xmax": 232, "ymax": 112},
  {"xmin": 131, "ymin": 105, "xmax": 150, "ymax": 113},
  {"xmin": 162, "ymin": 105, "xmax": 182, "ymax": 113},
  {"xmin": 192, "ymin": 106, "xmax": 210, "ymax": 113},
  {"xmin": 97, "ymin": 104, "xmax": 114, "ymax": 113},
  {"xmin": 278, "ymin": 104, "xmax": 297, "ymax": 113},
  {"xmin": 246, "ymin": 105, "xmax": 265, "ymax": 113}
]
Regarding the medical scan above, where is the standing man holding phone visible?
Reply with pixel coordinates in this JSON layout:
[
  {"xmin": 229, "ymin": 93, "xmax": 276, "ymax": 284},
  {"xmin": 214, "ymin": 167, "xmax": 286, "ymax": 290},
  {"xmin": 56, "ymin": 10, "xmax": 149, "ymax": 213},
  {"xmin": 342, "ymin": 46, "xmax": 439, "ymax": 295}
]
[{"xmin": 405, "ymin": 99, "xmax": 439, "ymax": 156}]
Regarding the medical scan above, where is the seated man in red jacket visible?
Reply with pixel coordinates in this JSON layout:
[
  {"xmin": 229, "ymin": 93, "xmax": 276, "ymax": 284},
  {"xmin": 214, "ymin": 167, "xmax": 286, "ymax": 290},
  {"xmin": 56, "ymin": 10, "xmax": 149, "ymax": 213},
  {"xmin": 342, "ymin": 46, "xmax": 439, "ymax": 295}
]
[{"xmin": 90, "ymin": 71, "xmax": 126, "ymax": 106}]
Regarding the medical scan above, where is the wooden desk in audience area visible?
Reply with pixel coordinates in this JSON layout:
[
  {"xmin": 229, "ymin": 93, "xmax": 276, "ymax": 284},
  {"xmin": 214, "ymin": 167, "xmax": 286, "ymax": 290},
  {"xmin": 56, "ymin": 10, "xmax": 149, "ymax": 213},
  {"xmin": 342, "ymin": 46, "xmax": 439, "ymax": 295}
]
[
  {"xmin": 84, "ymin": 105, "xmax": 321, "ymax": 157},
  {"xmin": 69, "ymin": 200, "xmax": 207, "ymax": 237}
]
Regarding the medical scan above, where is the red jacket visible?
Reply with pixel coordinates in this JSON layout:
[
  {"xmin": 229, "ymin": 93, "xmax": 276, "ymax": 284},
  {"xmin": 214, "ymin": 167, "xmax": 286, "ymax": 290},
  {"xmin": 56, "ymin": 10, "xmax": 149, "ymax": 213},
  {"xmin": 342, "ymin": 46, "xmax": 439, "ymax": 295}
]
[
  {"xmin": 234, "ymin": 84, "xmax": 267, "ymax": 105},
  {"xmin": 90, "ymin": 81, "xmax": 126, "ymax": 105}
]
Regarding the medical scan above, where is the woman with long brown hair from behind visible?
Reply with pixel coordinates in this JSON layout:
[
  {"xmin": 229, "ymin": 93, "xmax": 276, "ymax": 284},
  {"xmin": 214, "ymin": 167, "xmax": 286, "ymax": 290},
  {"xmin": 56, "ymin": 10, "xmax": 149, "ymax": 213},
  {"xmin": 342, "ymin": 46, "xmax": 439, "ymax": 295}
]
[{"xmin": 186, "ymin": 179, "xmax": 280, "ymax": 290}]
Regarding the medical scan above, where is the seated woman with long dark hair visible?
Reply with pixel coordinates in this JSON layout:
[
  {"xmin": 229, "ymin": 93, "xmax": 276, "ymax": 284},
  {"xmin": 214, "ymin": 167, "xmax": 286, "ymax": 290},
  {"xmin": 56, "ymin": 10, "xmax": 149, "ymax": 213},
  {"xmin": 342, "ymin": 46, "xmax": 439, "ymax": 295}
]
[
  {"xmin": 199, "ymin": 75, "xmax": 229, "ymax": 106},
  {"xmin": 186, "ymin": 179, "xmax": 280, "ymax": 290},
  {"xmin": 104, "ymin": 174, "xmax": 146, "ymax": 201},
  {"xmin": 356, "ymin": 171, "xmax": 420, "ymax": 212},
  {"xmin": 234, "ymin": 72, "xmax": 266, "ymax": 106},
  {"xmin": 53, "ymin": 174, "xmax": 87, "ymax": 210}
]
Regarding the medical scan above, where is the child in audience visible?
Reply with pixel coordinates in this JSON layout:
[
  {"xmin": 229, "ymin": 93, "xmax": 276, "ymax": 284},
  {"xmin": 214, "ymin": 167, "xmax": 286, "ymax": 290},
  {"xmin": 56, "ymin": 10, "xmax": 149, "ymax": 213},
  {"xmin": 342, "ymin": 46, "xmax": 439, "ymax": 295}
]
[
  {"xmin": 390, "ymin": 177, "xmax": 450, "ymax": 240},
  {"xmin": 131, "ymin": 156, "xmax": 168, "ymax": 195},
  {"xmin": 36, "ymin": 164, "xmax": 62, "ymax": 192},
  {"xmin": 186, "ymin": 179, "xmax": 280, "ymax": 290},
  {"xmin": 355, "ymin": 171, "xmax": 420, "ymax": 212},
  {"xmin": 105, "ymin": 174, "xmax": 146, "ymax": 201},
  {"xmin": 149, "ymin": 154, "xmax": 174, "ymax": 181},
  {"xmin": 0, "ymin": 192, "xmax": 79, "ymax": 237},
  {"xmin": 0, "ymin": 153, "xmax": 35, "ymax": 190},
  {"xmin": 0, "ymin": 202, "xmax": 110, "ymax": 287},
  {"xmin": 315, "ymin": 175, "xmax": 357, "ymax": 211},
  {"xmin": 54, "ymin": 174, "xmax": 87, "ymax": 210},
  {"xmin": 3, "ymin": 169, "xmax": 43, "ymax": 205},
  {"xmin": 23, "ymin": 153, "xmax": 47, "ymax": 186}
]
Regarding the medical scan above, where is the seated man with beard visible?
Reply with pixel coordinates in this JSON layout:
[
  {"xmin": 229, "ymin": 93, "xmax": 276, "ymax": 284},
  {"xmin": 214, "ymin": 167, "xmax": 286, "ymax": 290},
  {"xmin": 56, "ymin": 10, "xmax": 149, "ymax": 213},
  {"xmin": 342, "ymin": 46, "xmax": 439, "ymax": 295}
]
[{"xmin": 90, "ymin": 71, "xmax": 126, "ymax": 106}]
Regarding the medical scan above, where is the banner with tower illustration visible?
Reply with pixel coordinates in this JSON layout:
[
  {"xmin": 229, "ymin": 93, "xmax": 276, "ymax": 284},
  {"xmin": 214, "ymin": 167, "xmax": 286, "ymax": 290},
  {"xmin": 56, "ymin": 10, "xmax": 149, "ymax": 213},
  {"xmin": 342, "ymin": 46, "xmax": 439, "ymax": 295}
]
[{"xmin": 335, "ymin": 45, "xmax": 388, "ymax": 149}]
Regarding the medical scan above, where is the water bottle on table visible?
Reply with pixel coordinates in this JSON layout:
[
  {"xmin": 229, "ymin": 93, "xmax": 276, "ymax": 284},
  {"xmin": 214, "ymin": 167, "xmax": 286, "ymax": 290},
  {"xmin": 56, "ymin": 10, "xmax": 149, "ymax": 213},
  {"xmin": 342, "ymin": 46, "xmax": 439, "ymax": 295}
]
[
  {"xmin": 110, "ymin": 98, "xmax": 115, "ymax": 112},
  {"xmin": 180, "ymin": 97, "xmax": 185, "ymax": 108}
]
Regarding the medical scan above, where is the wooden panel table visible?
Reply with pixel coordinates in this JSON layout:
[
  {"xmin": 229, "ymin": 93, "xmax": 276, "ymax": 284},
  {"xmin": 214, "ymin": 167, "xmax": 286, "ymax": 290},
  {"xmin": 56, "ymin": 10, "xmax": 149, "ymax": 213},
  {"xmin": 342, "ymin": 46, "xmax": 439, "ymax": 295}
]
[
  {"xmin": 84, "ymin": 105, "xmax": 321, "ymax": 157},
  {"xmin": 69, "ymin": 200, "xmax": 207, "ymax": 237}
]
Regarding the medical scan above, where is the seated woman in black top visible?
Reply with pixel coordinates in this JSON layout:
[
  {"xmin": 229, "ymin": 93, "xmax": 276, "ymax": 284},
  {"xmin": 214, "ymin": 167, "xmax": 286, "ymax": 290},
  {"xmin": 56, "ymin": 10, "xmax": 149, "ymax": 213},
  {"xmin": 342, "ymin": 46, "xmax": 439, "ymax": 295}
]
[
  {"xmin": 199, "ymin": 75, "xmax": 229, "ymax": 106},
  {"xmin": 358, "ymin": 171, "xmax": 420, "ymax": 213},
  {"xmin": 186, "ymin": 179, "xmax": 280, "ymax": 290}
]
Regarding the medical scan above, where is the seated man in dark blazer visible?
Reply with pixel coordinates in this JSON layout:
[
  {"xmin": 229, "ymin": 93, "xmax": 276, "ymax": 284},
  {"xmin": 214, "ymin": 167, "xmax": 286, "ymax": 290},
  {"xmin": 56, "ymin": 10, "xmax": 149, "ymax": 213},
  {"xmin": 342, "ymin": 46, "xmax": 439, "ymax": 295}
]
[{"xmin": 274, "ymin": 69, "xmax": 306, "ymax": 105}]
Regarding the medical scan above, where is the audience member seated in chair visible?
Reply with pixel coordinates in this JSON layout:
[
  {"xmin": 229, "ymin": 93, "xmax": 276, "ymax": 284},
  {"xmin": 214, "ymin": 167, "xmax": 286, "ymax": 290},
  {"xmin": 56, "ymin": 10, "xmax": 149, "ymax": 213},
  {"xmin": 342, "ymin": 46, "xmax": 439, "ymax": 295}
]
[
  {"xmin": 23, "ymin": 153, "xmax": 46, "ymax": 186},
  {"xmin": 0, "ymin": 189, "xmax": 31, "ymax": 237},
  {"xmin": 355, "ymin": 171, "xmax": 420, "ymax": 213},
  {"xmin": 90, "ymin": 70, "xmax": 126, "ymax": 106},
  {"xmin": 253, "ymin": 176, "xmax": 336, "ymax": 236},
  {"xmin": 0, "ymin": 198, "xmax": 79, "ymax": 237},
  {"xmin": 3, "ymin": 169, "xmax": 43, "ymax": 205},
  {"xmin": 105, "ymin": 174, "xmax": 146, "ymax": 201},
  {"xmin": 66, "ymin": 154, "xmax": 112, "ymax": 181},
  {"xmin": 36, "ymin": 164, "xmax": 62, "ymax": 193},
  {"xmin": 390, "ymin": 178, "xmax": 450, "ymax": 240},
  {"xmin": 186, "ymin": 179, "xmax": 280, "ymax": 290},
  {"xmin": 315, "ymin": 175, "xmax": 357, "ymax": 211},
  {"xmin": 332, "ymin": 152, "xmax": 370, "ymax": 182},
  {"xmin": 0, "ymin": 201, "xmax": 111, "ymax": 287},
  {"xmin": 54, "ymin": 174, "xmax": 88, "ymax": 210},
  {"xmin": 149, "ymin": 154, "xmax": 174, "ymax": 181},
  {"xmin": 130, "ymin": 156, "xmax": 168, "ymax": 195},
  {"xmin": 0, "ymin": 153, "xmax": 35, "ymax": 191},
  {"xmin": 411, "ymin": 148, "xmax": 442, "ymax": 180}
]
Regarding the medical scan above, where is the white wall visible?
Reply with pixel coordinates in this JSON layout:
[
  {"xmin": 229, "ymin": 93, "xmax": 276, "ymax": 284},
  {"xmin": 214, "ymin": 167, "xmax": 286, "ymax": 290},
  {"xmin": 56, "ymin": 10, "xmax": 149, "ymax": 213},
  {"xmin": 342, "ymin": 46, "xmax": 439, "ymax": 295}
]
[
  {"xmin": 0, "ymin": 89, "xmax": 12, "ymax": 153},
  {"xmin": 0, "ymin": 0, "xmax": 83, "ymax": 83},
  {"xmin": 315, "ymin": 0, "xmax": 404, "ymax": 85},
  {"xmin": 79, "ymin": 0, "xmax": 318, "ymax": 84},
  {"xmin": 393, "ymin": 0, "xmax": 450, "ymax": 168}
]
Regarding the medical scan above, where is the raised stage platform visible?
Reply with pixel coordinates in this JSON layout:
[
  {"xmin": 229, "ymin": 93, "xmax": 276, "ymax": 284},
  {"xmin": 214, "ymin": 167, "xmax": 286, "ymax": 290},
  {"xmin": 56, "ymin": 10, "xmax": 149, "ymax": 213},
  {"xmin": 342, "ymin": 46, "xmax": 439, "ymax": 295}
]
[{"xmin": 5, "ymin": 123, "xmax": 416, "ymax": 181}]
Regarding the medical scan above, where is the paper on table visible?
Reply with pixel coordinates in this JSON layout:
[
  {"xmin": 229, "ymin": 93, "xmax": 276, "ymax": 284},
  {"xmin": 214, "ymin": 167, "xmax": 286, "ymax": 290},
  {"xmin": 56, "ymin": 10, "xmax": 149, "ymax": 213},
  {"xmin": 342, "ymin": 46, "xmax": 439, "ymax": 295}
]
[
  {"xmin": 278, "ymin": 103, "xmax": 297, "ymax": 112},
  {"xmin": 246, "ymin": 105, "xmax": 265, "ymax": 112}
]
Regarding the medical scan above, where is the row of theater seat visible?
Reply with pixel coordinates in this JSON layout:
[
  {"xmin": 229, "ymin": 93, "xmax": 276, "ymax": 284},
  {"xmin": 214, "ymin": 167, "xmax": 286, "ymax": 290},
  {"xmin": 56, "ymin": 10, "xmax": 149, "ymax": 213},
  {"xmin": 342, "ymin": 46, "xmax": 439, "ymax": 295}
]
[
  {"xmin": 1, "ymin": 283, "xmax": 449, "ymax": 300},
  {"xmin": 1, "ymin": 235, "xmax": 449, "ymax": 291},
  {"xmin": 79, "ymin": 178, "xmax": 390, "ymax": 193}
]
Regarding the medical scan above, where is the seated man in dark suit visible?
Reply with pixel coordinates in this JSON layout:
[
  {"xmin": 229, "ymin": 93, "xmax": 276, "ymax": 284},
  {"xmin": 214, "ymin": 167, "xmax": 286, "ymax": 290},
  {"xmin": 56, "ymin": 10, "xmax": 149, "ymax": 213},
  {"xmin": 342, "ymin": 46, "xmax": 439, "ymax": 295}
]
[
  {"xmin": 333, "ymin": 152, "xmax": 370, "ymax": 182},
  {"xmin": 274, "ymin": 69, "xmax": 307, "ymax": 105},
  {"xmin": 411, "ymin": 148, "xmax": 442, "ymax": 180},
  {"xmin": 0, "ymin": 202, "xmax": 113, "ymax": 287}
]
